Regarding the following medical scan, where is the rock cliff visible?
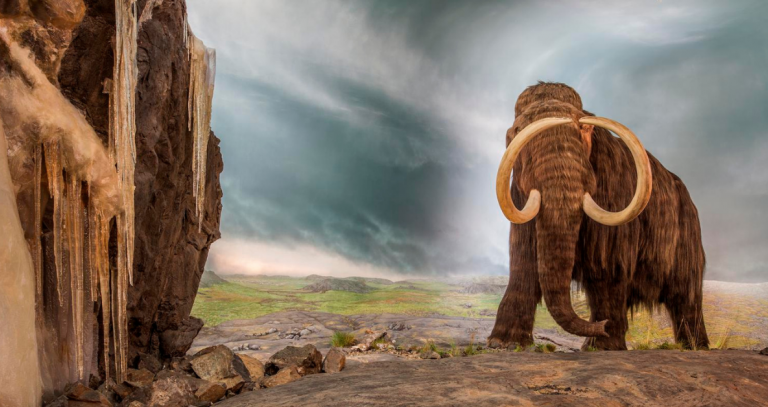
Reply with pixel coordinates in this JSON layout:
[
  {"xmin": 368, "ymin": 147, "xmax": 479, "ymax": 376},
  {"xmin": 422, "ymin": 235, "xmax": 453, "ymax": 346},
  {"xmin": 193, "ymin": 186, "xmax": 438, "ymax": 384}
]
[{"xmin": 1, "ymin": 0, "xmax": 223, "ymax": 391}]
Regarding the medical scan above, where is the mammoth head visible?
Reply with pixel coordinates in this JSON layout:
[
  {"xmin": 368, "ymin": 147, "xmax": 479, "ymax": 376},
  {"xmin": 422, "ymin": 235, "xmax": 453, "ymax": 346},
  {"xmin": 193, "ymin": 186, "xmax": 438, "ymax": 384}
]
[{"xmin": 496, "ymin": 85, "xmax": 653, "ymax": 227}]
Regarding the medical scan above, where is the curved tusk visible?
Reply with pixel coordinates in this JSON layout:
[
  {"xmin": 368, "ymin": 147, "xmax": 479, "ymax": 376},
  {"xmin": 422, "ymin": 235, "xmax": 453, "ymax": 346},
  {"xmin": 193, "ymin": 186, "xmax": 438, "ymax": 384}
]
[
  {"xmin": 579, "ymin": 117, "xmax": 652, "ymax": 226},
  {"xmin": 496, "ymin": 117, "xmax": 573, "ymax": 223}
]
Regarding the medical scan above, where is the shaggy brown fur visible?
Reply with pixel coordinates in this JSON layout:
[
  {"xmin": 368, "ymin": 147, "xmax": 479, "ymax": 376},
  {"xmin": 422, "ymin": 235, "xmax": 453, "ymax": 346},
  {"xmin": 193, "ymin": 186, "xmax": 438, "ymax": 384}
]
[{"xmin": 489, "ymin": 82, "xmax": 708, "ymax": 350}]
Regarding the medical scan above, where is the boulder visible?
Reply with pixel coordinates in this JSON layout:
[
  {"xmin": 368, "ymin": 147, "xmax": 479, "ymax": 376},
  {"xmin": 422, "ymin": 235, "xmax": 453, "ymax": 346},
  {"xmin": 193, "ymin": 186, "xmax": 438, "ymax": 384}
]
[
  {"xmin": 190, "ymin": 345, "xmax": 250, "ymax": 391},
  {"xmin": 265, "ymin": 345, "xmax": 323, "ymax": 376},
  {"xmin": 260, "ymin": 366, "xmax": 302, "ymax": 389},
  {"xmin": 125, "ymin": 368, "xmax": 156, "ymax": 389},
  {"xmin": 64, "ymin": 383, "xmax": 112, "ymax": 406},
  {"xmin": 322, "ymin": 348, "xmax": 346, "ymax": 373},
  {"xmin": 194, "ymin": 381, "xmax": 226, "ymax": 403},
  {"xmin": 239, "ymin": 354, "xmax": 266, "ymax": 381},
  {"xmin": 144, "ymin": 374, "xmax": 196, "ymax": 407}
]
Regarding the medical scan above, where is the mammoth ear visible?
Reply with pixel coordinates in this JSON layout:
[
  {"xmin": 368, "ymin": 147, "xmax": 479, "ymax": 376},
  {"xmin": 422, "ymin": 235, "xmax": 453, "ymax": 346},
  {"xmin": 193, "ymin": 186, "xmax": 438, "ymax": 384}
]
[{"xmin": 580, "ymin": 123, "xmax": 594, "ymax": 155}]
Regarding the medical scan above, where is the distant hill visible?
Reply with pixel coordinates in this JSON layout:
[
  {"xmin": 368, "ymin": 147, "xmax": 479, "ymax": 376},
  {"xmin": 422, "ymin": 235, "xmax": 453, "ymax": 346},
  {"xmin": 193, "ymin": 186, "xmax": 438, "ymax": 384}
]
[
  {"xmin": 304, "ymin": 278, "xmax": 373, "ymax": 294},
  {"xmin": 345, "ymin": 276, "xmax": 394, "ymax": 285},
  {"xmin": 200, "ymin": 269, "xmax": 227, "ymax": 288},
  {"xmin": 306, "ymin": 274, "xmax": 331, "ymax": 281},
  {"xmin": 459, "ymin": 283, "xmax": 506, "ymax": 295}
]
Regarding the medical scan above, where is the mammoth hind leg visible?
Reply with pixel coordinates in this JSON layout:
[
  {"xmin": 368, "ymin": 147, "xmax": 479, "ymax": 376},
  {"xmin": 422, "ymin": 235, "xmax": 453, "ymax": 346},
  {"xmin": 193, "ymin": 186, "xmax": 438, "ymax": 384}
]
[
  {"xmin": 488, "ymin": 223, "xmax": 540, "ymax": 349},
  {"xmin": 665, "ymin": 295, "xmax": 709, "ymax": 350},
  {"xmin": 580, "ymin": 276, "xmax": 629, "ymax": 351}
]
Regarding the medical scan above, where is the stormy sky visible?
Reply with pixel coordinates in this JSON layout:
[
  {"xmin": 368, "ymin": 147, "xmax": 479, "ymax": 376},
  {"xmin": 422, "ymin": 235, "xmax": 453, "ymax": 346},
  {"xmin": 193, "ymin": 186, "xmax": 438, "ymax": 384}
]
[{"xmin": 187, "ymin": 0, "xmax": 768, "ymax": 283}]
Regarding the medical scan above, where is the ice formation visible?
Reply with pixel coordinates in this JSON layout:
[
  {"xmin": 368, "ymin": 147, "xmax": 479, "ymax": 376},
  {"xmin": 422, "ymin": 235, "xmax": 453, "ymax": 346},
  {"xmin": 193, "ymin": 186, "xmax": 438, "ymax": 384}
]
[
  {"xmin": 187, "ymin": 26, "xmax": 216, "ymax": 230},
  {"xmin": 109, "ymin": 0, "xmax": 139, "ymax": 381},
  {"xmin": 0, "ymin": 6, "xmax": 132, "ymax": 394},
  {"xmin": 1, "ymin": 0, "xmax": 215, "ymax": 399},
  {"xmin": 0, "ymin": 116, "xmax": 42, "ymax": 407}
]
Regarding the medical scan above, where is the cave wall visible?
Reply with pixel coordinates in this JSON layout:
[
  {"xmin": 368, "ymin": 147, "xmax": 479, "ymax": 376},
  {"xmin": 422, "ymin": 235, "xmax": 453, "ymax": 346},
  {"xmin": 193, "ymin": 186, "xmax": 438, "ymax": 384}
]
[{"xmin": 55, "ymin": 0, "xmax": 223, "ymax": 361}]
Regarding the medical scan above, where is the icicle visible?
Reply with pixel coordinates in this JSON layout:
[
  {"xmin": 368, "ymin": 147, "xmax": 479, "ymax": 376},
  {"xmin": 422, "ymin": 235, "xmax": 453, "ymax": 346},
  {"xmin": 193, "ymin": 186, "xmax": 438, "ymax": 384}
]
[
  {"xmin": 89, "ymin": 204, "xmax": 111, "ymax": 386},
  {"xmin": 33, "ymin": 144, "xmax": 43, "ymax": 317},
  {"xmin": 109, "ymin": 0, "xmax": 138, "ymax": 382},
  {"xmin": 65, "ymin": 175, "xmax": 86, "ymax": 380},
  {"xmin": 44, "ymin": 141, "xmax": 65, "ymax": 306},
  {"xmin": 187, "ymin": 27, "xmax": 216, "ymax": 232}
]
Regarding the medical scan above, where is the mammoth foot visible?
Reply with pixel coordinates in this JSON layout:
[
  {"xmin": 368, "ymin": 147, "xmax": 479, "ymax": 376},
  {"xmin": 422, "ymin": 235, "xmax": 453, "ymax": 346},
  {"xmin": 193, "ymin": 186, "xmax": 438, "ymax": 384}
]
[{"xmin": 487, "ymin": 333, "xmax": 534, "ymax": 350}]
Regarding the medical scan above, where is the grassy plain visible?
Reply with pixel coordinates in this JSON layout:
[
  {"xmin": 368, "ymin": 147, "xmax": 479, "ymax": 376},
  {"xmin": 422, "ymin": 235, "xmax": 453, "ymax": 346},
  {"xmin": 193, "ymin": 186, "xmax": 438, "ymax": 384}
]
[{"xmin": 191, "ymin": 275, "xmax": 768, "ymax": 349}]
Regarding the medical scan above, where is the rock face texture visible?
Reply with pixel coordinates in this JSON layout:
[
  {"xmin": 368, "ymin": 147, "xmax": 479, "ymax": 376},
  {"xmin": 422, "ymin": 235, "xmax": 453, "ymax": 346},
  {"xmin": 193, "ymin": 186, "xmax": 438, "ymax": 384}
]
[
  {"xmin": 220, "ymin": 350, "xmax": 768, "ymax": 407},
  {"xmin": 58, "ymin": 0, "xmax": 223, "ymax": 362}
]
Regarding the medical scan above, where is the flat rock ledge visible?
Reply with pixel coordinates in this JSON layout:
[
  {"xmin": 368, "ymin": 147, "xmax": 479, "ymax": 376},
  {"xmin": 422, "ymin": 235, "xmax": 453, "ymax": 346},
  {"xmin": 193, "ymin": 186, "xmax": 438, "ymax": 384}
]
[{"xmin": 219, "ymin": 350, "xmax": 768, "ymax": 407}]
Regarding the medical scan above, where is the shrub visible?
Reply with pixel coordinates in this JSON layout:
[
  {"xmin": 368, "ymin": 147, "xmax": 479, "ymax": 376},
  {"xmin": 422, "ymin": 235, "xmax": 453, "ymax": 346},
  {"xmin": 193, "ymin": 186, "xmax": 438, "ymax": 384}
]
[
  {"xmin": 534, "ymin": 343, "xmax": 556, "ymax": 353},
  {"xmin": 331, "ymin": 331, "xmax": 356, "ymax": 347},
  {"xmin": 656, "ymin": 341, "xmax": 683, "ymax": 350}
]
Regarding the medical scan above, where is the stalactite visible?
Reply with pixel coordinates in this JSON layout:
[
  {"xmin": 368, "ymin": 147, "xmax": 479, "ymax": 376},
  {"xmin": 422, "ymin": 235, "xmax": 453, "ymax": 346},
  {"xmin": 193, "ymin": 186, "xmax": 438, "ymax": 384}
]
[
  {"xmin": 44, "ymin": 141, "xmax": 65, "ymax": 306},
  {"xmin": 33, "ymin": 144, "xmax": 43, "ymax": 317},
  {"xmin": 109, "ymin": 0, "xmax": 138, "ymax": 382},
  {"xmin": 187, "ymin": 27, "xmax": 216, "ymax": 231}
]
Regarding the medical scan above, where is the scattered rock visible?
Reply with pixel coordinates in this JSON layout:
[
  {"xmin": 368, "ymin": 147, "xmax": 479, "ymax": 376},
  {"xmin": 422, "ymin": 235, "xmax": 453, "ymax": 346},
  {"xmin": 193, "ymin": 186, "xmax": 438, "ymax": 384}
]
[
  {"xmin": 299, "ymin": 329, "xmax": 311, "ymax": 337},
  {"xmin": 420, "ymin": 351, "xmax": 441, "ymax": 360},
  {"xmin": 239, "ymin": 354, "xmax": 266, "ymax": 381},
  {"xmin": 353, "ymin": 331, "xmax": 387, "ymax": 351},
  {"xmin": 322, "ymin": 348, "xmax": 346, "ymax": 373},
  {"xmin": 462, "ymin": 303, "xmax": 473, "ymax": 309},
  {"xmin": 266, "ymin": 328, "xmax": 277, "ymax": 334},
  {"xmin": 125, "ymin": 368, "xmax": 156, "ymax": 389},
  {"xmin": 265, "ymin": 344, "xmax": 323, "ymax": 376},
  {"xmin": 387, "ymin": 322, "xmax": 410, "ymax": 331},
  {"xmin": 190, "ymin": 345, "xmax": 247, "ymax": 391},
  {"xmin": 260, "ymin": 366, "xmax": 302, "ymax": 388},
  {"xmin": 195, "ymin": 381, "xmax": 226, "ymax": 403},
  {"xmin": 65, "ymin": 383, "xmax": 112, "ymax": 406}
]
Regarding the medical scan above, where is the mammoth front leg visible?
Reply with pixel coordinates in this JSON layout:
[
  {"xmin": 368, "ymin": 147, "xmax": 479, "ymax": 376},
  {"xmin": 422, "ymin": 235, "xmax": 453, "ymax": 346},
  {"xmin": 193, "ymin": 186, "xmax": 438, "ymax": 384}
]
[
  {"xmin": 488, "ymin": 221, "xmax": 540, "ymax": 349},
  {"xmin": 581, "ymin": 276, "xmax": 629, "ymax": 350}
]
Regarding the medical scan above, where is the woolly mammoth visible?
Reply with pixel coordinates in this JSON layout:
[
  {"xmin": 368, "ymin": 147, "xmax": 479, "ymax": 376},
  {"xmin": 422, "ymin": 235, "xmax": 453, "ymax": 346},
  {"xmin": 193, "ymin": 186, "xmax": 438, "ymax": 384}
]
[{"xmin": 489, "ymin": 82, "xmax": 708, "ymax": 350}]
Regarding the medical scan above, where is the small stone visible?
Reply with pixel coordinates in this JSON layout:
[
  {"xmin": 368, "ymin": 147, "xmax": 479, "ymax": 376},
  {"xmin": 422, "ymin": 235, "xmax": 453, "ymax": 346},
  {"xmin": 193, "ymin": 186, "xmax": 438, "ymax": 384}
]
[
  {"xmin": 248, "ymin": 344, "xmax": 260, "ymax": 350},
  {"xmin": 420, "ymin": 351, "xmax": 441, "ymax": 360},
  {"xmin": 299, "ymin": 329, "xmax": 311, "ymax": 336},
  {"xmin": 125, "ymin": 368, "xmax": 155, "ymax": 389},
  {"xmin": 267, "ymin": 328, "xmax": 277, "ymax": 334},
  {"xmin": 195, "ymin": 381, "xmax": 226, "ymax": 403},
  {"xmin": 65, "ymin": 383, "xmax": 112, "ymax": 406},
  {"xmin": 322, "ymin": 348, "xmax": 346, "ymax": 373},
  {"xmin": 239, "ymin": 354, "xmax": 266, "ymax": 380},
  {"xmin": 260, "ymin": 366, "xmax": 301, "ymax": 388}
]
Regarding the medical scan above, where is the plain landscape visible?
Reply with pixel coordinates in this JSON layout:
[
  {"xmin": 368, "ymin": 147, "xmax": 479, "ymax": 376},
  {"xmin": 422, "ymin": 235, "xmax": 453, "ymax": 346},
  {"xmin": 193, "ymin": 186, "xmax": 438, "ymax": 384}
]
[{"xmin": 193, "ymin": 271, "xmax": 768, "ymax": 353}]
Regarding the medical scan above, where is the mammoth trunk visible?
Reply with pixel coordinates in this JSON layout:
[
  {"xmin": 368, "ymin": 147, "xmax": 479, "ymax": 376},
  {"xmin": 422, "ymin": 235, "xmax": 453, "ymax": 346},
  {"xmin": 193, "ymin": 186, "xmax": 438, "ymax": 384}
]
[{"xmin": 532, "ymin": 137, "xmax": 607, "ymax": 338}]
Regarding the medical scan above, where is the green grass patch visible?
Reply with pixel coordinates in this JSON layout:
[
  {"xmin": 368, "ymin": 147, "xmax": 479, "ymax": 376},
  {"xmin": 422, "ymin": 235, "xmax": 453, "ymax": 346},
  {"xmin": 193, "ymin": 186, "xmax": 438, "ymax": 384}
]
[{"xmin": 330, "ymin": 331, "xmax": 356, "ymax": 348}]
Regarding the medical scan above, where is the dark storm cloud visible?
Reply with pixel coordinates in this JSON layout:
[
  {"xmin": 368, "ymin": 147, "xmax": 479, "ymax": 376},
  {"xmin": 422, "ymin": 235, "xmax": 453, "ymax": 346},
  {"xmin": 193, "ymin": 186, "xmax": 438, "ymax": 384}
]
[{"xmin": 188, "ymin": 0, "xmax": 768, "ymax": 282}]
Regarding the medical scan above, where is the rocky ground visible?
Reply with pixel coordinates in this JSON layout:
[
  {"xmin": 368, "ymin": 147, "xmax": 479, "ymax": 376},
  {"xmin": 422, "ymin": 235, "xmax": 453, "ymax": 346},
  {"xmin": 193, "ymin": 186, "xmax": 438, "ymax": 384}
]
[
  {"xmin": 220, "ymin": 350, "xmax": 768, "ymax": 407},
  {"xmin": 190, "ymin": 311, "xmax": 584, "ymax": 364}
]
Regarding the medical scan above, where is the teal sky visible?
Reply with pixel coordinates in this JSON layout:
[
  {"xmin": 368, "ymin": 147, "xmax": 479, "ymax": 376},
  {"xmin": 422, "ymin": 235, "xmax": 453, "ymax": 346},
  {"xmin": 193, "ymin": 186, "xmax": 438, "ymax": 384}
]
[{"xmin": 188, "ymin": 0, "xmax": 768, "ymax": 282}]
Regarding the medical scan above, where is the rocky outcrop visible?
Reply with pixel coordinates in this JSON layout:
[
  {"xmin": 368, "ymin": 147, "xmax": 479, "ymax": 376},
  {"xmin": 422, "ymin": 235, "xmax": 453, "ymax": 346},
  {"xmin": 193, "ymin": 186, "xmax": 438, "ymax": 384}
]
[
  {"xmin": 57, "ymin": 0, "xmax": 223, "ymax": 362},
  {"xmin": 219, "ymin": 350, "xmax": 768, "ymax": 407}
]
